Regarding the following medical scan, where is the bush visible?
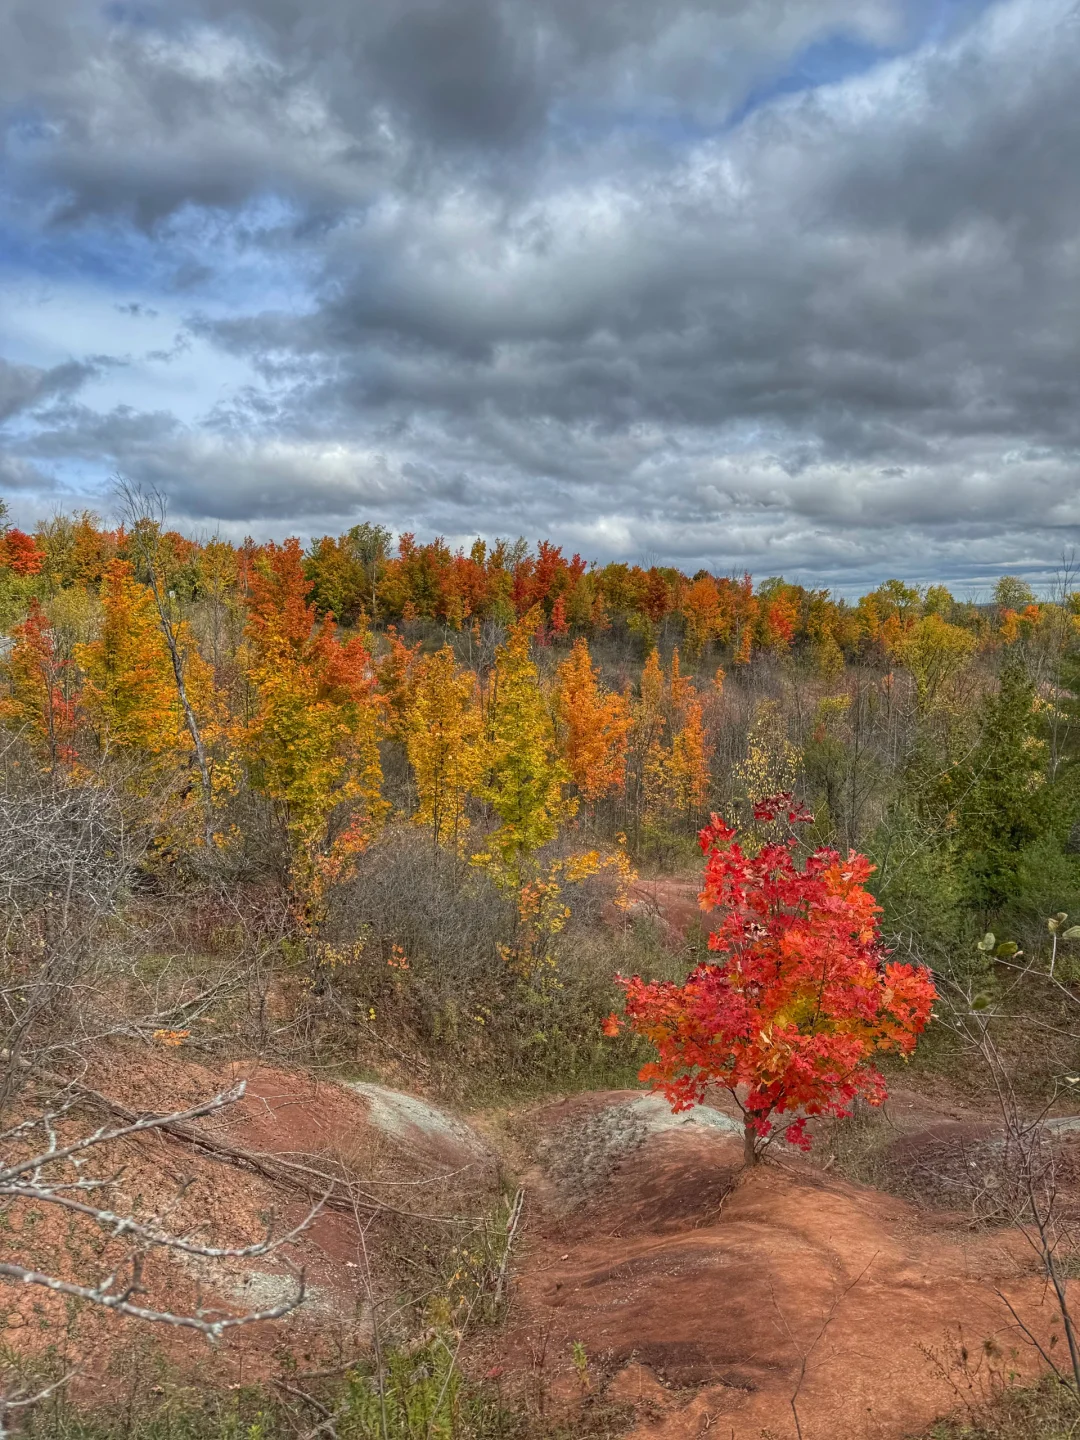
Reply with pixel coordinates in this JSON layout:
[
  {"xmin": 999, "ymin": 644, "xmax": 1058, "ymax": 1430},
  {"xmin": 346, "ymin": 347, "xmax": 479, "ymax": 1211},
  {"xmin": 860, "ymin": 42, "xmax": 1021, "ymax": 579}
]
[{"xmin": 315, "ymin": 827, "xmax": 689, "ymax": 1098}]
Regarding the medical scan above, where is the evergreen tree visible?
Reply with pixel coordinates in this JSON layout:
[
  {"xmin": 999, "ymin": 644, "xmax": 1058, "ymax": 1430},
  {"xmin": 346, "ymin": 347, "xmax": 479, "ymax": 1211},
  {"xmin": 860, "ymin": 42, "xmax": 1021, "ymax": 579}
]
[{"xmin": 952, "ymin": 660, "xmax": 1063, "ymax": 917}]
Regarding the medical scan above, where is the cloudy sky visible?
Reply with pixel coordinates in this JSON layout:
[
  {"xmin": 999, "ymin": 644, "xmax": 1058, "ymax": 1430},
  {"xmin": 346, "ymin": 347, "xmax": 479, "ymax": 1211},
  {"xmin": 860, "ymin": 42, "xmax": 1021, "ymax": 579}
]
[{"xmin": 1, "ymin": 0, "xmax": 1078, "ymax": 587}]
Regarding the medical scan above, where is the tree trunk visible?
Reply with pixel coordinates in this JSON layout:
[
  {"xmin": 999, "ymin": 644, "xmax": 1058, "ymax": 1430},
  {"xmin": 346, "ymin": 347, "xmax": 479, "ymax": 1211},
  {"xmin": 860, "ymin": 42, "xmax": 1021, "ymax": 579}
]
[{"xmin": 743, "ymin": 1118, "xmax": 759, "ymax": 1166}]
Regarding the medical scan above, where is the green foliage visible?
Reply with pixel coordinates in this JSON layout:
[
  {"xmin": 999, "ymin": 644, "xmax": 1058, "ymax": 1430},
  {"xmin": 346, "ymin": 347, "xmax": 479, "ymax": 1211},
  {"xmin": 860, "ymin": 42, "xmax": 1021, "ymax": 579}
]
[
  {"xmin": 22, "ymin": 1386, "xmax": 293, "ymax": 1440},
  {"xmin": 867, "ymin": 802, "xmax": 970, "ymax": 970},
  {"xmin": 872, "ymin": 658, "xmax": 1080, "ymax": 971},
  {"xmin": 802, "ymin": 694, "xmax": 853, "ymax": 845},
  {"xmin": 337, "ymin": 1342, "xmax": 466, "ymax": 1438},
  {"xmin": 924, "ymin": 584, "xmax": 955, "ymax": 619},
  {"xmin": 950, "ymin": 661, "xmax": 1049, "ymax": 913},
  {"xmin": 0, "ymin": 567, "xmax": 42, "ymax": 634},
  {"xmin": 305, "ymin": 524, "xmax": 393, "ymax": 626},
  {"xmin": 936, "ymin": 660, "xmax": 1080, "ymax": 941}
]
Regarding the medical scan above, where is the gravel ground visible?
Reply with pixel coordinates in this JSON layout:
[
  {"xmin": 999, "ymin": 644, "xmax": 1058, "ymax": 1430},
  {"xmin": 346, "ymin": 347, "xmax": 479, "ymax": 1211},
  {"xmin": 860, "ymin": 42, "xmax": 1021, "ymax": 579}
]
[{"xmin": 536, "ymin": 1094, "xmax": 740, "ymax": 1208}]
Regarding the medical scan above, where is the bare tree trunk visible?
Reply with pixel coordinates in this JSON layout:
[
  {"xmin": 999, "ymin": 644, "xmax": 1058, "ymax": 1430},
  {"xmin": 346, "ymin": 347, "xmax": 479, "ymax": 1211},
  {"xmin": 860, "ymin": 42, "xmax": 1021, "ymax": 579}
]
[
  {"xmin": 152, "ymin": 587, "xmax": 215, "ymax": 846},
  {"xmin": 743, "ymin": 1118, "xmax": 759, "ymax": 1166}
]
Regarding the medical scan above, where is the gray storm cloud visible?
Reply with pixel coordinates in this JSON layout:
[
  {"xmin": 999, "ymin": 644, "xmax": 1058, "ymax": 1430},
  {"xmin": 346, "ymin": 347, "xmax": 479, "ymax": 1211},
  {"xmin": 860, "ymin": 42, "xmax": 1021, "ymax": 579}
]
[{"xmin": 1, "ymin": 0, "xmax": 1079, "ymax": 583}]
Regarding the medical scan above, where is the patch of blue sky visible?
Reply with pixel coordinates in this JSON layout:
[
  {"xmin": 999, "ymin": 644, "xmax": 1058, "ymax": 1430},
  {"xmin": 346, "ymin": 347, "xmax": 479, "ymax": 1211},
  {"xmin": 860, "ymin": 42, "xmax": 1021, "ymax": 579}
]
[
  {"xmin": 0, "ymin": 195, "xmax": 319, "ymax": 330},
  {"xmin": 547, "ymin": 0, "xmax": 1005, "ymax": 153},
  {"xmin": 725, "ymin": 34, "xmax": 902, "ymax": 129},
  {"xmin": 728, "ymin": 0, "xmax": 1004, "ymax": 127},
  {"xmin": 0, "ymin": 243, "xmax": 270, "ymax": 425},
  {"xmin": 0, "ymin": 215, "xmax": 161, "ymax": 296}
]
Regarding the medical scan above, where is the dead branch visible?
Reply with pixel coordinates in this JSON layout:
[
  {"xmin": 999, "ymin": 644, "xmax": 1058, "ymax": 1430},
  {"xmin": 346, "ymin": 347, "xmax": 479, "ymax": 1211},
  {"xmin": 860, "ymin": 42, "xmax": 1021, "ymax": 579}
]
[
  {"xmin": 0, "ymin": 1260, "xmax": 305, "ymax": 1338},
  {"xmin": 0, "ymin": 1082, "xmax": 317, "ymax": 1344},
  {"xmin": 56, "ymin": 1077, "xmax": 478, "ymax": 1224},
  {"xmin": 493, "ymin": 1187, "xmax": 526, "ymax": 1310}
]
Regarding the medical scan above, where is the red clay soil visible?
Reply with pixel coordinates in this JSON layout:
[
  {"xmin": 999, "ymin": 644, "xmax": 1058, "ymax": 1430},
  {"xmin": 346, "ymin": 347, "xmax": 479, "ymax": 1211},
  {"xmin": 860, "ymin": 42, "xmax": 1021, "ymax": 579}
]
[
  {"xmin": 500, "ymin": 1099, "xmax": 1072, "ymax": 1440},
  {"xmin": 0, "ymin": 1051, "xmax": 494, "ymax": 1402},
  {"xmin": 7, "ymin": 1049, "xmax": 1077, "ymax": 1436}
]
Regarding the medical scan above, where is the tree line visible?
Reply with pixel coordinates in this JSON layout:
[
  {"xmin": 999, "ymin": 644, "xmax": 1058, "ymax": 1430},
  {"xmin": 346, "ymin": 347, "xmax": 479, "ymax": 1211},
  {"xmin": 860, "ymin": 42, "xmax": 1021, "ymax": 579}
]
[{"xmin": 1, "ymin": 496, "xmax": 1079, "ymax": 975}]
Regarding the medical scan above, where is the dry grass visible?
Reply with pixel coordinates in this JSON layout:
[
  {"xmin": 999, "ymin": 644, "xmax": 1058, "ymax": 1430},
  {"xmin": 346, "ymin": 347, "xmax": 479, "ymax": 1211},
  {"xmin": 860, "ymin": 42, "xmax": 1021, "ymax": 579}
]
[{"xmin": 918, "ymin": 1377, "xmax": 1080, "ymax": 1439}]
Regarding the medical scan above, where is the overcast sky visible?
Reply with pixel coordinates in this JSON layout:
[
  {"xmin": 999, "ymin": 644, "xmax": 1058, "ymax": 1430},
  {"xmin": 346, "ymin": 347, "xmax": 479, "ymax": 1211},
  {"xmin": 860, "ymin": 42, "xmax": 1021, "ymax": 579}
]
[{"xmin": 1, "ymin": 0, "xmax": 1078, "ymax": 588}]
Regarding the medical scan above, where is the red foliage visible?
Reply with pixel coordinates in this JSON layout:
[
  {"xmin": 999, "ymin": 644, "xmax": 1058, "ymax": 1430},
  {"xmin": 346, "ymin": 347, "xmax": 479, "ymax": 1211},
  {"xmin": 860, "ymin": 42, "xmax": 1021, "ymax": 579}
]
[
  {"xmin": 549, "ymin": 593, "xmax": 569, "ymax": 637},
  {"xmin": 1, "ymin": 528, "xmax": 45, "ymax": 576},
  {"xmin": 615, "ymin": 795, "xmax": 936, "ymax": 1152}
]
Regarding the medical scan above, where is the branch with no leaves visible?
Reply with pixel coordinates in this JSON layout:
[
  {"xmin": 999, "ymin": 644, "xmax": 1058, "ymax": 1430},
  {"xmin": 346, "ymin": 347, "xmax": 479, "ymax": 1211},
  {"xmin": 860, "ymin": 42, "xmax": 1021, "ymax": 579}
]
[
  {"xmin": 0, "ymin": 1081, "xmax": 320, "ymax": 1340},
  {"xmin": 0, "ymin": 1259, "xmax": 306, "ymax": 1339}
]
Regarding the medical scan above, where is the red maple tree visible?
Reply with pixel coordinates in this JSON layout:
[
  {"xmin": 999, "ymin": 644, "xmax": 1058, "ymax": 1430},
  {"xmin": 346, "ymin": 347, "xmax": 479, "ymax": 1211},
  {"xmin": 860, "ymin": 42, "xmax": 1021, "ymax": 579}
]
[
  {"xmin": 611, "ymin": 795, "xmax": 936, "ymax": 1162},
  {"xmin": 0, "ymin": 528, "xmax": 45, "ymax": 576}
]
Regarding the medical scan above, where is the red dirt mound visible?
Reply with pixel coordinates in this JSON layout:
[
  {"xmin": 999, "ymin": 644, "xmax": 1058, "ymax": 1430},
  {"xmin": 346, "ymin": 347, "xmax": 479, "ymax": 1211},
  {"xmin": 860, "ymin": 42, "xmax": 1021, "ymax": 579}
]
[{"xmin": 503, "ymin": 1095, "xmax": 1072, "ymax": 1440}]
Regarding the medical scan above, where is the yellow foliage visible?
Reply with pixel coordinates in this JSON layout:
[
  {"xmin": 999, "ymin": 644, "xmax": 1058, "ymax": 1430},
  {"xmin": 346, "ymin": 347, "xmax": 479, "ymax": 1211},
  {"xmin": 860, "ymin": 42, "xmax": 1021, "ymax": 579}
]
[
  {"xmin": 406, "ymin": 645, "xmax": 484, "ymax": 850},
  {"xmin": 243, "ymin": 539, "xmax": 387, "ymax": 885},
  {"xmin": 634, "ymin": 649, "xmax": 711, "ymax": 826},
  {"xmin": 667, "ymin": 699, "xmax": 711, "ymax": 813},
  {"xmin": 499, "ymin": 845, "xmax": 636, "ymax": 979},
  {"xmin": 890, "ymin": 613, "xmax": 976, "ymax": 711},
  {"xmin": 735, "ymin": 700, "xmax": 800, "ymax": 806},
  {"xmin": 475, "ymin": 608, "xmax": 574, "ymax": 878}
]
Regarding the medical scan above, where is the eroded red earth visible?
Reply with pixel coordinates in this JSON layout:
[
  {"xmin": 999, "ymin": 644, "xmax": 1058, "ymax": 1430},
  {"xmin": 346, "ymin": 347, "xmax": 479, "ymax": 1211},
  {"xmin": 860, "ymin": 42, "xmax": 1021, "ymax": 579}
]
[
  {"xmin": 3, "ymin": 1054, "xmax": 1074, "ymax": 1438},
  {"xmin": 502, "ymin": 1094, "xmax": 1064, "ymax": 1439}
]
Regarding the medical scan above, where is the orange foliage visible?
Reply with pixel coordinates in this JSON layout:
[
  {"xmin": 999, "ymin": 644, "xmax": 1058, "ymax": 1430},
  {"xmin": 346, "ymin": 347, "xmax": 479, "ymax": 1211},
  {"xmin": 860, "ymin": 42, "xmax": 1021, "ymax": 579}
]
[
  {"xmin": 376, "ymin": 628, "xmax": 422, "ymax": 740},
  {"xmin": 244, "ymin": 538, "xmax": 386, "ymax": 868},
  {"xmin": 681, "ymin": 576, "xmax": 721, "ymax": 659},
  {"xmin": 0, "ymin": 601, "xmax": 78, "ymax": 765},
  {"xmin": 0, "ymin": 528, "xmax": 45, "ymax": 576},
  {"xmin": 556, "ymin": 639, "xmax": 632, "ymax": 805},
  {"xmin": 76, "ymin": 561, "xmax": 191, "ymax": 759}
]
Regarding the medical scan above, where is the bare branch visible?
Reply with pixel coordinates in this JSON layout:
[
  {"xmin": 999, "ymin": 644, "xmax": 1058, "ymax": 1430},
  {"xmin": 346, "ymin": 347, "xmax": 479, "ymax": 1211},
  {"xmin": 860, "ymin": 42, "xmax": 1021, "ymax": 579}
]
[
  {"xmin": 0, "ymin": 1084, "xmax": 246, "ymax": 1185},
  {"xmin": 0, "ymin": 1261, "xmax": 306, "ymax": 1338},
  {"xmin": 0, "ymin": 1183, "xmax": 327, "ymax": 1260}
]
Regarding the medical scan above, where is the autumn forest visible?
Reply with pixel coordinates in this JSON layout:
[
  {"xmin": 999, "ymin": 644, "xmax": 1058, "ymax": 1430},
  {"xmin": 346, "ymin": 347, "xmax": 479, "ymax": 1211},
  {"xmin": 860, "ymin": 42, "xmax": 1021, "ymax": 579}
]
[
  {"xmin": 2, "ymin": 504, "xmax": 1073, "ymax": 945},
  {"xmin": 4, "ymin": 496, "xmax": 1080, "ymax": 1438}
]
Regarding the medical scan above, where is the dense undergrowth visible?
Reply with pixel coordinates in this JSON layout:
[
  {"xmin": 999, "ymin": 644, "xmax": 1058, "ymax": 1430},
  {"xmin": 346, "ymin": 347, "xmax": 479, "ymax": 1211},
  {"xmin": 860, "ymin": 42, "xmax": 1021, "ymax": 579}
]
[{"xmin": 919, "ymin": 1377, "xmax": 1080, "ymax": 1439}]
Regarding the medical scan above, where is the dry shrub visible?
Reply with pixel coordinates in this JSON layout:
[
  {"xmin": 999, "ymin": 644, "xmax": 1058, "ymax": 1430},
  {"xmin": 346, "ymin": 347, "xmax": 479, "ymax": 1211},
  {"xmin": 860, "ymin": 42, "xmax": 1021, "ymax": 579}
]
[{"xmin": 314, "ymin": 826, "xmax": 686, "ymax": 1097}]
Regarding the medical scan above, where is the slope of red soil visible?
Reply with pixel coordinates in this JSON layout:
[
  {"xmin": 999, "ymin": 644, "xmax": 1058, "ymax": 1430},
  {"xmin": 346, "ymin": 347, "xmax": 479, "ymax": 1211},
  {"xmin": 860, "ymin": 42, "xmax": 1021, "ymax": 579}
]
[
  {"xmin": 501, "ymin": 1094, "xmax": 1071, "ymax": 1440},
  {"xmin": 1, "ymin": 1053, "xmax": 496, "ymax": 1399},
  {"xmin": 622, "ymin": 878, "xmax": 704, "ymax": 941},
  {"xmin": 6, "ymin": 1053, "xmax": 1078, "ymax": 1437}
]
